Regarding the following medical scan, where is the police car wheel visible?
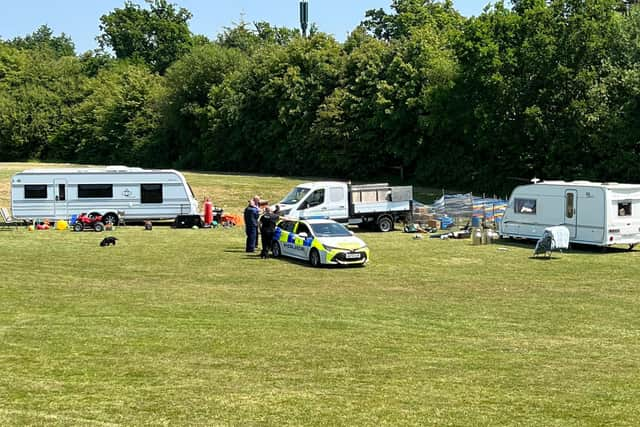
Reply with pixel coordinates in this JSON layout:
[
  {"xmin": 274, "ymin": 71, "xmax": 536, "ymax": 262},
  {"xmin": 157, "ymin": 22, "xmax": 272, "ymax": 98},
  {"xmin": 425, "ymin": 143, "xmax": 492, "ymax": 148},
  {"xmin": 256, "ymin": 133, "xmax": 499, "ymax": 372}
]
[
  {"xmin": 309, "ymin": 249, "xmax": 321, "ymax": 267},
  {"xmin": 272, "ymin": 241, "xmax": 282, "ymax": 257}
]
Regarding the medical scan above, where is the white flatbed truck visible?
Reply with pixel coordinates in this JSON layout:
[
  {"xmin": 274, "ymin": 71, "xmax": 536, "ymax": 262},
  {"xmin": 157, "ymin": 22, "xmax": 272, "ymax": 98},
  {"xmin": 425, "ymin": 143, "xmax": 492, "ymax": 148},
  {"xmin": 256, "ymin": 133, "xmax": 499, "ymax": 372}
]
[{"xmin": 277, "ymin": 181, "xmax": 413, "ymax": 232}]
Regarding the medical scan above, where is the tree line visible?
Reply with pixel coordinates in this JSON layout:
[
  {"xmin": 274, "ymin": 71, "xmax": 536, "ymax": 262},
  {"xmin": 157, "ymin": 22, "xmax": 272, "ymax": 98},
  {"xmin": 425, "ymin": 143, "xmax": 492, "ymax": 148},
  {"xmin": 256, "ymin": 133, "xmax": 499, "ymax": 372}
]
[{"xmin": 1, "ymin": 0, "xmax": 639, "ymax": 193}]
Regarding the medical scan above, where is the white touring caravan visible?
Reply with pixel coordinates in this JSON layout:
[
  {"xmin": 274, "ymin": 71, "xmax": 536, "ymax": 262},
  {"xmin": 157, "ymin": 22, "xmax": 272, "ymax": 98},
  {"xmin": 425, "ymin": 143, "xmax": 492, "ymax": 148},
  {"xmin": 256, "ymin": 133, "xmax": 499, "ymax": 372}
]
[
  {"xmin": 499, "ymin": 180, "xmax": 640, "ymax": 248},
  {"xmin": 277, "ymin": 181, "xmax": 413, "ymax": 232},
  {"xmin": 11, "ymin": 166, "xmax": 199, "ymax": 223}
]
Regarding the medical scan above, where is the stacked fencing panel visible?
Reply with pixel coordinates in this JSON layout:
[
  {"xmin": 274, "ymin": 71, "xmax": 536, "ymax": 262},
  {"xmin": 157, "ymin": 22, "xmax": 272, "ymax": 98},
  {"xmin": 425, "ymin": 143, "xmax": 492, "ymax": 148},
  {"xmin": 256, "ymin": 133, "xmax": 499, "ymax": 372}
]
[{"xmin": 431, "ymin": 193, "xmax": 508, "ymax": 228}]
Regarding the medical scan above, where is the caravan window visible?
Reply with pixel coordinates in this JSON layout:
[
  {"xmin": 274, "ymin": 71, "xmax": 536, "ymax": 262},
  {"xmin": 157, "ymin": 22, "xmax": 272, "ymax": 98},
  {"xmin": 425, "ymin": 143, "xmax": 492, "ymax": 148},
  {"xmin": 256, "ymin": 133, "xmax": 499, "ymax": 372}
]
[
  {"xmin": 58, "ymin": 184, "xmax": 66, "ymax": 201},
  {"xmin": 24, "ymin": 185, "xmax": 47, "ymax": 199},
  {"xmin": 78, "ymin": 184, "xmax": 113, "ymax": 198},
  {"xmin": 514, "ymin": 198, "xmax": 536, "ymax": 214},
  {"xmin": 618, "ymin": 202, "xmax": 632, "ymax": 217},
  {"xmin": 141, "ymin": 184, "xmax": 163, "ymax": 203},
  {"xmin": 566, "ymin": 193, "xmax": 575, "ymax": 218}
]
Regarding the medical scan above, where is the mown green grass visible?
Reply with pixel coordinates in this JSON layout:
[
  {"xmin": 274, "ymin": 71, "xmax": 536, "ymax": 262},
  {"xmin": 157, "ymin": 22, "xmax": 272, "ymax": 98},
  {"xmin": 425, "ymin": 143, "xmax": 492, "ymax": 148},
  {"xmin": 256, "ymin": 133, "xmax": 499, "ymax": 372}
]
[{"xmin": 1, "ymin": 163, "xmax": 640, "ymax": 426}]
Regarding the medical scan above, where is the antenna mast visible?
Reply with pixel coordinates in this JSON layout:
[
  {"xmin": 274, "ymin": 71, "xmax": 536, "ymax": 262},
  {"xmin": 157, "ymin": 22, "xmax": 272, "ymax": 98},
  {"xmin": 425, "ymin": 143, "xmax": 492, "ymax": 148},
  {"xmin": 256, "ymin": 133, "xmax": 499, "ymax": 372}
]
[{"xmin": 300, "ymin": 0, "xmax": 309, "ymax": 37}]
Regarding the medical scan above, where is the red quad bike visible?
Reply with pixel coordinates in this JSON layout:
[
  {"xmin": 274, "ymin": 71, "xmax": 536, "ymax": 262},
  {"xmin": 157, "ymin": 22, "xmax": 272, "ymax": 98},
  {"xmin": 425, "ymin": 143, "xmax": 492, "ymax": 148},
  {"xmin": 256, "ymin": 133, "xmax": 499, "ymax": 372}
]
[{"xmin": 73, "ymin": 212, "xmax": 105, "ymax": 232}]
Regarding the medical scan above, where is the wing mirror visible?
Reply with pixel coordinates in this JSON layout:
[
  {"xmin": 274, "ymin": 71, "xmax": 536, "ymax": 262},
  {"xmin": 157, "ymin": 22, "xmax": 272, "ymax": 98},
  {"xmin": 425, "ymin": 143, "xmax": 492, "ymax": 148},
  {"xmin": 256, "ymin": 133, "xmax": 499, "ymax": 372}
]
[{"xmin": 299, "ymin": 232, "xmax": 308, "ymax": 238}]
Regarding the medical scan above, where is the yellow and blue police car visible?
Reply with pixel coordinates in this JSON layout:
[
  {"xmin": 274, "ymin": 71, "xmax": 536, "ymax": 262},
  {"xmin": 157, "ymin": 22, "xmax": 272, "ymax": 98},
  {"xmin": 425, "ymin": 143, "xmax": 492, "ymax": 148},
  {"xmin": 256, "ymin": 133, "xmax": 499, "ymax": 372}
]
[{"xmin": 272, "ymin": 218, "xmax": 369, "ymax": 267}]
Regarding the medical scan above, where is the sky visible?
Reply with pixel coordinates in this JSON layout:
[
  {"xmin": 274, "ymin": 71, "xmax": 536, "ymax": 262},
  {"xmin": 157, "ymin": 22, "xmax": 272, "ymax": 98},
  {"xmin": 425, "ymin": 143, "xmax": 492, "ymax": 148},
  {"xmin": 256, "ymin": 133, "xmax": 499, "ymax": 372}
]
[{"xmin": 0, "ymin": 1, "xmax": 488, "ymax": 54}]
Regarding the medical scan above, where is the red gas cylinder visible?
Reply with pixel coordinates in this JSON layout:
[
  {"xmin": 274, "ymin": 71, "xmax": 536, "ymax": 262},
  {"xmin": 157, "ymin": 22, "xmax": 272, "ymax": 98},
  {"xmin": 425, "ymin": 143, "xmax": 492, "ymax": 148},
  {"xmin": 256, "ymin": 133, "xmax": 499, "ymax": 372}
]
[{"xmin": 204, "ymin": 199, "xmax": 213, "ymax": 225}]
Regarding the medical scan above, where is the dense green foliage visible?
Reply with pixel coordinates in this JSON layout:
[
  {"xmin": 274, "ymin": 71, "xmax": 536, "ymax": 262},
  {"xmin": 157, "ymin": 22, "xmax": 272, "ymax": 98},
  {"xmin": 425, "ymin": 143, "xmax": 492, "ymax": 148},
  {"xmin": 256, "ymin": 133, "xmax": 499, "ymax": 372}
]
[{"xmin": 1, "ymin": 0, "xmax": 640, "ymax": 192}]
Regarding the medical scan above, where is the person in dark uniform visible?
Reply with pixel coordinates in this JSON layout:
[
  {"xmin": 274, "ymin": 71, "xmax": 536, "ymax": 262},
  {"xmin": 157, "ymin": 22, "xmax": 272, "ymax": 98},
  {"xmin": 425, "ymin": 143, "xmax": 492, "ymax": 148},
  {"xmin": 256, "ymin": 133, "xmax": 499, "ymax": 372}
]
[
  {"xmin": 259, "ymin": 206, "xmax": 279, "ymax": 258},
  {"xmin": 244, "ymin": 200, "xmax": 260, "ymax": 252}
]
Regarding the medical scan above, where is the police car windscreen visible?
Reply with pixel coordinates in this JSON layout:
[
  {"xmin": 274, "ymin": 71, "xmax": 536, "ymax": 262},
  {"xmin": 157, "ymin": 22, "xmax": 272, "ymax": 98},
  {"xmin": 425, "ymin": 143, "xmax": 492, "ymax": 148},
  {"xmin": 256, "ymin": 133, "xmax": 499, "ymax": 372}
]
[
  {"xmin": 281, "ymin": 187, "xmax": 310, "ymax": 204},
  {"xmin": 311, "ymin": 223, "xmax": 351, "ymax": 237}
]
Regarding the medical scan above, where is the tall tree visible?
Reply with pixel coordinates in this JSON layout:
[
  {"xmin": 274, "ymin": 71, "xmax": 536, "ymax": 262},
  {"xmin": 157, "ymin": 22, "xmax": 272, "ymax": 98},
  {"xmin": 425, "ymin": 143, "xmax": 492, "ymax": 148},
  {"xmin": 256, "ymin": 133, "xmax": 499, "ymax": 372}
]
[
  {"xmin": 0, "ymin": 44, "xmax": 86, "ymax": 161},
  {"xmin": 363, "ymin": 0, "xmax": 462, "ymax": 41},
  {"xmin": 98, "ymin": 0, "xmax": 193, "ymax": 74},
  {"xmin": 156, "ymin": 43, "xmax": 248, "ymax": 168},
  {"xmin": 7, "ymin": 25, "xmax": 75, "ymax": 57}
]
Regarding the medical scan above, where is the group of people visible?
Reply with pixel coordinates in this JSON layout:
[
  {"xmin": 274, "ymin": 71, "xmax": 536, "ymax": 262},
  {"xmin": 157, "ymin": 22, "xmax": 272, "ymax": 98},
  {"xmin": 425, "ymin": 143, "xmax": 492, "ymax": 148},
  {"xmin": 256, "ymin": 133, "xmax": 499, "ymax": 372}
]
[{"xmin": 243, "ymin": 195, "xmax": 280, "ymax": 258}]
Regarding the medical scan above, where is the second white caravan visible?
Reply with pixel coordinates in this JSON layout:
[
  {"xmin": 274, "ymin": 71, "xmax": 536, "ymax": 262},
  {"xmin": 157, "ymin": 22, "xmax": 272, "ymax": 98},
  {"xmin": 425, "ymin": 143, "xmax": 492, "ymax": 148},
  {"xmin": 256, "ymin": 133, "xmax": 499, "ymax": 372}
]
[
  {"xmin": 11, "ymin": 166, "xmax": 199, "ymax": 223},
  {"xmin": 499, "ymin": 180, "xmax": 640, "ymax": 248}
]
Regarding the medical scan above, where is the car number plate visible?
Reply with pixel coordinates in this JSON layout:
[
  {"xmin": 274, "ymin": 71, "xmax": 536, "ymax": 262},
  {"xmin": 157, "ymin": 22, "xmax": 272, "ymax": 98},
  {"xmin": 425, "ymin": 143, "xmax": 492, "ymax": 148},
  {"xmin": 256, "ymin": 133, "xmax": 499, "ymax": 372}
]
[{"xmin": 345, "ymin": 253, "xmax": 361, "ymax": 259}]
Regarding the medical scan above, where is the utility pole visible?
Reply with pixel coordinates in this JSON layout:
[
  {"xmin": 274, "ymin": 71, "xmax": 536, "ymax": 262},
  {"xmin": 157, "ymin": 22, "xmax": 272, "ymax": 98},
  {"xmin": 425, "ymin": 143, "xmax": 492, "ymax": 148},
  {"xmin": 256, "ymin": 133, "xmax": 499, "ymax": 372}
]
[{"xmin": 300, "ymin": 0, "xmax": 308, "ymax": 38}]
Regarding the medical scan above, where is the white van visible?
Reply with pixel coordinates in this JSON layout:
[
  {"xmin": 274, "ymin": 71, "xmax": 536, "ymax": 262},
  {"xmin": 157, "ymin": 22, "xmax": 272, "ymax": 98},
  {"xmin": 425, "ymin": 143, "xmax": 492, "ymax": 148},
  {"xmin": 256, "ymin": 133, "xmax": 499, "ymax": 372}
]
[
  {"xmin": 11, "ymin": 166, "xmax": 198, "ymax": 223},
  {"xmin": 499, "ymin": 180, "xmax": 640, "ymax": 248}
]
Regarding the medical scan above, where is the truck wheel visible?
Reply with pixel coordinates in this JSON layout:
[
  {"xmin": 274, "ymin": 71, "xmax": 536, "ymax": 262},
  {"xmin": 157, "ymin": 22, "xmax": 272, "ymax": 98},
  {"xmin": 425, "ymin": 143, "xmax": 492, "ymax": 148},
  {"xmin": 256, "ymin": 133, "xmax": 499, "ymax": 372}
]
[
  {"xmin": 102, "ymin": 212, "xmax": 119, "ymax": 226},
  {"xmin": 93, "ymin": 222, "xmax": 105, "ymax": 232},
  {"xmin": 377, "ymin": 215, "xmax": 394, "ymax": 232},
  {"xmin": 309, "ymin": 249, "xmax": 321, "ymax": 267},
  {"xmin": 73, "ymin": 222, "xmax": 84, "ymax": 232},
  {"xmin": 272, "ymin": 241, "xmax": 282, "ymax": 258}
]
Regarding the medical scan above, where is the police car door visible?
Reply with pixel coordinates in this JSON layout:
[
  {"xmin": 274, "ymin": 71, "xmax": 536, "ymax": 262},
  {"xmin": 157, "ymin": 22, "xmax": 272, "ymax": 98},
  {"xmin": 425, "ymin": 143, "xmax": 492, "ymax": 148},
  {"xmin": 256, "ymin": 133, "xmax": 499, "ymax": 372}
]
[
  {"xmin": 295, "ymin": 222, "xmax": 313, "ymax": 260},
  {"xmin": 278, "ymin": 220, "xmax": 296, "ymax": 257}
]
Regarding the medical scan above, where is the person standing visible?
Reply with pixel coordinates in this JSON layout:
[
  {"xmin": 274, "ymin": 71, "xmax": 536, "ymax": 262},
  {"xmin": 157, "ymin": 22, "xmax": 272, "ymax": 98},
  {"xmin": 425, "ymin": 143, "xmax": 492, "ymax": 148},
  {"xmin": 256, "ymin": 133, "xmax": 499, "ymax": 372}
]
[
  {"xmin": 259, "ymin": 206, "xmax": 278, "ymax": 258},
  {"xmin": 244, "ymin": 200, "xmax": 260, "ymax": 252}
]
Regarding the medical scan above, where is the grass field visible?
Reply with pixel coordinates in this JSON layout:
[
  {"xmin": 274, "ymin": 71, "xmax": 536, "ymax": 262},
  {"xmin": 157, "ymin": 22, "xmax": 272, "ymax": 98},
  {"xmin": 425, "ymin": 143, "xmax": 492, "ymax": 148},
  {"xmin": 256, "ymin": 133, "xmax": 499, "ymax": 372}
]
[{"xmin": 1, "ymin": 163, "xmax": 639, "ymax": 426}]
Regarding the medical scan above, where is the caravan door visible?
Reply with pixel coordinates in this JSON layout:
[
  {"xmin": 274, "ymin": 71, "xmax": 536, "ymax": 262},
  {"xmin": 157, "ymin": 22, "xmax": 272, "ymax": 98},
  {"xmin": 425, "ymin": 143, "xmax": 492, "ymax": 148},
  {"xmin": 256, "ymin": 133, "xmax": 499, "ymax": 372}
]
[
  {"xmin": 53, "ymin": 179, "xmax": 68, "ymax": 219},
  {"xmin": 564, "ymin": 190, "xmax": 577, "ymax": 238}
]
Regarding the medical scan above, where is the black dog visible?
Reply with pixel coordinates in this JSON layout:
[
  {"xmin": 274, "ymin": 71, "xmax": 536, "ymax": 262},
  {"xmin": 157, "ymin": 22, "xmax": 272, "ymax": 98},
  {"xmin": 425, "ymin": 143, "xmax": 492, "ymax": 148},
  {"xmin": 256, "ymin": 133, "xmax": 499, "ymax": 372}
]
[{"xmin": 100, "ymin": 236, "xmax": 118, "ymax": 247}]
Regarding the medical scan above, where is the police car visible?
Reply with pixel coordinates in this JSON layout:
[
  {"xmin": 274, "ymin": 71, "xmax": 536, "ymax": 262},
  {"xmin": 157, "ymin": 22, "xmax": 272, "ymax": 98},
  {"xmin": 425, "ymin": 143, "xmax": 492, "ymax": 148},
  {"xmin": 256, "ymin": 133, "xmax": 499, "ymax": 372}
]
[{"xmin": 272, "ymin": 218, "xmax": 370, "ymax": 267}]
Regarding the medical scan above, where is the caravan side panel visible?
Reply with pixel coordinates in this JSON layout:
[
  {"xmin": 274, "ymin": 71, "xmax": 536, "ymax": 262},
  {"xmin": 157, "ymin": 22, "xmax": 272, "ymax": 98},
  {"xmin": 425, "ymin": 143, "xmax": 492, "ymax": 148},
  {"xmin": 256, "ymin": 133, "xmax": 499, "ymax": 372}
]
[
  {"xmin": 573, "ymin": 187, "xmax": 606, "ymax": 245},
  {"xmin": 500, "ymin": 185, "xmax": 566, "ymax": 239},
  {"xmin": 11, "ymin": 168, "xmax": 198, "ymax": 220}
]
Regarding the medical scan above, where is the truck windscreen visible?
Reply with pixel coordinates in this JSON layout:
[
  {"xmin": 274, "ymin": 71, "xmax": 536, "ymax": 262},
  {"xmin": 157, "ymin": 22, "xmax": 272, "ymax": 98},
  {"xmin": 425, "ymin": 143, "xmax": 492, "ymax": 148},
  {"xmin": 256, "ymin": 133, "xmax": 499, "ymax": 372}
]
[{"xmin": 281, "ymin": 187, "xmax": 310, "ymax": 205}]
